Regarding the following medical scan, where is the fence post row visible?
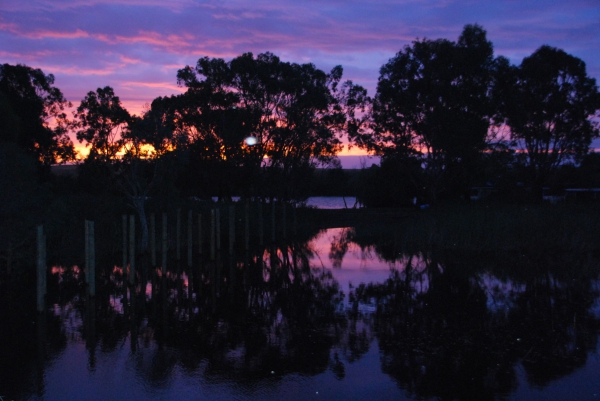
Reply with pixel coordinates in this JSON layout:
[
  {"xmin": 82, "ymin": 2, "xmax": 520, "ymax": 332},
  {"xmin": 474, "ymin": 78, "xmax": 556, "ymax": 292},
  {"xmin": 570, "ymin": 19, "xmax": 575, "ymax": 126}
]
[{"xmin": 34, "ymin": 201, "xmax": 299, "ymax": 312}]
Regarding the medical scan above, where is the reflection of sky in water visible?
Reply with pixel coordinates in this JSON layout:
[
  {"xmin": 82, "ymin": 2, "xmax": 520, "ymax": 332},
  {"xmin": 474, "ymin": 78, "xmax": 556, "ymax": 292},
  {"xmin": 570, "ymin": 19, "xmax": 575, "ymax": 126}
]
[
  {"xmin": 309, "ymin": 228, "xmax": 573, "ymax": 319},
  {"xmin": 477, "ymin": 273, "xmax": 525, "ymax": 314},
  {"xmin": 304, "ymin": 197, "xmax": 358, "ymax": 209},
  {"xmin": 208, "ymin": 197, "xmax": 359, "ymax": 209},
  {"xmin": 308, "ymin": 227, "xmax": 392, "ymax": 297},
  {"xmin": 32, "ymin": 227, "xmax": 600, "ymax": 401}
]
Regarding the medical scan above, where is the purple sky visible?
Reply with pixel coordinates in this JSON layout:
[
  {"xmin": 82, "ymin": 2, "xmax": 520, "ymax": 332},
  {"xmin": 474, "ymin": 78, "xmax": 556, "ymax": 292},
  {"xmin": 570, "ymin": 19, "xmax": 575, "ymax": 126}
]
[{"xmin": 2, "ymin": 0, "xmax": 600, "ymax": 162}]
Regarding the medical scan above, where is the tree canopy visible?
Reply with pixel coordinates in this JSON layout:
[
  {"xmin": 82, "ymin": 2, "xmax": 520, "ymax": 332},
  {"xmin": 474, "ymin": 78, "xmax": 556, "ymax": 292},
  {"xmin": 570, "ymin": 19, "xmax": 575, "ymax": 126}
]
[
  {"xmin": 174, "ymin": 52, "xmax": 368, "ymax": 200},
  {"xmin": 368, "ymin": 24, "xmax": 503, "ymax": 201},
  {"xmin": 0, "ymin": 63, "xmax": 75, "ymax": 167},
  {"xmin": 73, "ymin": 86, "xmax": 132, "ymax": 163},
  {"xmin": 7, "ymin": 27, "xmax": 600, "ymax": 205},
  {"xmin": 501, "ymin": 45, "xmax": 600, "ymax": 188}
]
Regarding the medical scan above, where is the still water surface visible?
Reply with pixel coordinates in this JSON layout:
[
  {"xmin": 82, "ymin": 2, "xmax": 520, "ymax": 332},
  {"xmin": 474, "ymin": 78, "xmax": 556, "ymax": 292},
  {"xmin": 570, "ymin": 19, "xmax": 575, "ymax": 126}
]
[
  {"xmin": 2, "ymin": 204, "xmax": 600, "ymax": 400},
  {"xmin": 211, "ymin": 197, "xmax": 359, "ymax": 210}
]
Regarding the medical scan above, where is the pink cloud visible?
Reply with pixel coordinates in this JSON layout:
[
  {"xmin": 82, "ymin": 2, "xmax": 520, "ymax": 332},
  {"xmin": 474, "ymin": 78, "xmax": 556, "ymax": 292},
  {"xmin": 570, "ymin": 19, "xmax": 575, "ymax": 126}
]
[
  {"xmin": 119, "ymin": 55, "xmax": 142, "ymax": 65},
  {"xmin": 0, "ymin": 49, "xmax": 61, "ymax": 61},
  {"xmin": 21, "ymin": 28, "xmax": 90, "ymax": 40},
  {"xmin": 121, "ymin": 81, "xmax": 183, "ymax": 92},
  {"xmin": 0, "ymin": 20, "xmax": 18, "ymax": 32},
  {"xmin": 45, "ymin": 65, "xmax": 116, "ymax": 76},
  {"xmin": 2, "ymin": 0, "xmax": 599, "ymax": 118},
  {"xmin": 88, "ymin": 31, "xmax": 198, "ymax": 54},
  {"xmin": 212, "ymin": 13, "xmax": 243, "ymax": 21},
  {"xmin": 1, "ymin": 0, "xmax": 196, "ymax": 12}
]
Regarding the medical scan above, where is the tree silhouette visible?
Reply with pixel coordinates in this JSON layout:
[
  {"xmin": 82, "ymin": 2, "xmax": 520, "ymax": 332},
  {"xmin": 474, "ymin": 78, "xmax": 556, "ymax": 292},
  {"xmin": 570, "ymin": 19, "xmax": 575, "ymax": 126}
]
[
  {"xmin": 74, "ymin": 87, "xmax": 174, "ymax": 250},
  {"xmin": 176, "ymin": 52, "xmax": 367, "ymax": 201},
  {"xmin": 0, "ymin": 63, "xmax": 76, "ymax": 168},
  {"xmin": 370, "ymin": 25, "xmax": 503, "ymax": 202},
  {"xmin": 74, "ymin": 86, "xmax": 131, "ymax": 163},
  {"xmin": 501, "ymin": 45, "xmax": 600, "ymax": 196}
]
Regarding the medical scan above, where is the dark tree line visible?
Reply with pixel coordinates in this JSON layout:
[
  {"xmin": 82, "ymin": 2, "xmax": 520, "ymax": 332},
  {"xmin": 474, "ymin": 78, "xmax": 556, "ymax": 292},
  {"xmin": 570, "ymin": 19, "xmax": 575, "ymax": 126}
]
[
  {"xmin": 358, "ymin": 24, "xmax": 600, "ymax": 205},
  {"xmin": 1, "ymin": 24, "xmax": 600, "ymax": 211}
]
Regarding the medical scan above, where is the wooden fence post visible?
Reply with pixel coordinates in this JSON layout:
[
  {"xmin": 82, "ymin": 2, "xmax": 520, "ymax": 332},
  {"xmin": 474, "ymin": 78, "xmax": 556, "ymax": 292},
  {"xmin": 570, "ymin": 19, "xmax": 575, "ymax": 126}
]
[
  {"xmin": 85, "ymin": 219, "xmax": 89, "ymax": 276},
  {"xmin": 210, "ymin": 209, "xmax": 215, "ymax": 260},
  {"xmin": 122, "ymin": 214, "xmax": 127, "ymax": 269},
  {"xmin": 187, "ymin": 210, "xmax": 193, "ymax": 267},
  {"xmin": 258, "ymin": 202, "xmax": 264, "ymax": 246},
  {"xmin": 229, "ymin": 205, "xmax": 235, "ymax": 255},
  {"xmin": 198, "ymin": 213, "xmax": 203, "ymax": 255},
  {"xmin": 271, "ymin": 201, "xmax": 276, "ymax": 242},
  {"xmin": 244, "ymin": 200, "xmax": 249, "ymax": 251},
  {"xmin": 36, "ymin": 225, "xmax": 46, "ymax": 312},
  {"xmin": 293, "ymin": 204, "xmax": 297, "ymax": 237},
  {"xmin": 161, "ymin": 213, "xmax": 167, "ymax": 275},
  {"xmin": 150, "ymin": 213, "xmax": 156, "ymax": 267},
  {"xmin": 87, "ymin": 220, "xmax": 96, "ymax": 297},
  {"xmin": 282, "ymin": 202, "xmax": 287, "ymax": 239},
  {"xmin": 129, "ymin": 215, "xmax": 135, "ymax": 286},
  {"xmin": 216, "ymin": 207, "xmax": 221, "ymax": 250},
  {"xmin": 176, "ymin": 208, "xmax": 181, "ymax": 261}
]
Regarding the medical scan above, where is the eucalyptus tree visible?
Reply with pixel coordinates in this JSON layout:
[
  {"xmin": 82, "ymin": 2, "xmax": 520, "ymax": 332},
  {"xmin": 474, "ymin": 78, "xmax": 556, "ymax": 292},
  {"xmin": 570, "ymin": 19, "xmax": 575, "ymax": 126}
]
[
  {"xmin": 0, "ymin": 63, "xmax": 74, "ymax": 271},
  {"xmin": 176, "ymin": 52, "xmax": 368, "ymax": 201},
  {"xmin": 0, "ymin": 63, "xmax": 76, "ymax": 168},
  {"xmin": 501, "ymin": 46, "xmax": 600, "ymax": 196},
  {"xmin": 74, "ymin": 86, "xmax": 131, "ymax": 164},
  {"xmin": 369, "ymin": 25, "xmax": 503, "ymax": 202},
  {"xmin": 74, "ymin": 86, "xmax": 163, "ymax": 250},
  {"xmin": 170, "ymin": 68, "xmax": 258, "ymax": 199}
]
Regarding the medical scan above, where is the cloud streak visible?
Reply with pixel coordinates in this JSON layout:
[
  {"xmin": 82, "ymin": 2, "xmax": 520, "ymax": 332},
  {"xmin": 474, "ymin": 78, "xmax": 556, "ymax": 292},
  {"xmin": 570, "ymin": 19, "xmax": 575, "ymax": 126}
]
[{"xmin": 1, "ymin": 0, "xmax": 599, "ymax": 115}]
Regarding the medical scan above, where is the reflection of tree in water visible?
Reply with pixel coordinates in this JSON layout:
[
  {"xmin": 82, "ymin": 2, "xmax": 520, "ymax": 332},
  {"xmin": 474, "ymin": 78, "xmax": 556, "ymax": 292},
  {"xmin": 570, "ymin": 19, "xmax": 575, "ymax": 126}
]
[
  {"xmin": 17, "ymin": 237, "xmax": 373, "ymax": 396},
  {"xmin": 329, "ymin": 228, "xmax": 354, "ymax": 268},
  {"xmin": 351, "ymin": 250, "xmax": 600, "ymax": 400},
  {"xmin": 8, "ymin": 221, "xmax": 599, "ymax": 400},
  {"xmin": 507, "ymin": 269, "xmax": 600, "ymax": 386},
  {"xmin": 0, "ymin": 272, "xmax": 68, "ymax": 401}
]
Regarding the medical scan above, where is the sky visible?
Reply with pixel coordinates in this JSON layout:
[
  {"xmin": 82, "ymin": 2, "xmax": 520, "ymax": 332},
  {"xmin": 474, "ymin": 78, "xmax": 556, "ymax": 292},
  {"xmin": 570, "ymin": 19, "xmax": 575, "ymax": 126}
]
[{"xmin": 1, "ymin": 0, "xmax": 600, "ymax": 164}]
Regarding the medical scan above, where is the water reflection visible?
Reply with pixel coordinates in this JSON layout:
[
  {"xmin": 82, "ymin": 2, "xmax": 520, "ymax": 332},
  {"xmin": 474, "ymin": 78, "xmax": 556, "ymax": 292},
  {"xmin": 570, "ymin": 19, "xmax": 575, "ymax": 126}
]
[{"xmin": 1, "ymin": 225, "xmax": 600, "ymax": 400}]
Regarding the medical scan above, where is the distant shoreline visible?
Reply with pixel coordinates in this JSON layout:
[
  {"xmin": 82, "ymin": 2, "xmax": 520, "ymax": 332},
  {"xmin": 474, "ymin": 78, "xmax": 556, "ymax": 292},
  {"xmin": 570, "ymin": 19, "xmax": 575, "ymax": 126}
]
[{"xmin": 51, "ymin": 155, "xmax": 381, "ymax": 175}]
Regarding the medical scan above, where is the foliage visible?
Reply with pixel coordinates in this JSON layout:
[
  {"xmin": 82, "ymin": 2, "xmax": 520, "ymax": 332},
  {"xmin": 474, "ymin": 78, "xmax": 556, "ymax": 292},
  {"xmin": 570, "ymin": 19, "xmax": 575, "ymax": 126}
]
[
  {"xmin": 175, "ymin": 52, "xmax": 368, "ymax": 201},
  {"xmin": 74, "ymin": 87, "xmax": 176, "ymax": 250},
  {"xmin": 369, "ymin": 25, "xmax": 503, "ymax": 202},
  {"xmin": 501, "ymin": 46, "xmax": 600, "ymax": 189},
  {"xmin": 0, "ymin": 142, "xmax": 50, "ymax": 273},
  {"xmin": 74, "ymin": 86, "xmax": 131, "ymax": 163},
  {"xmin": 0, "ymin": 63, "xmax": 76, "ymax": 167},
  {"xmin": 354, "ymin": 156, "xmax": 423, "ymax": 207}
]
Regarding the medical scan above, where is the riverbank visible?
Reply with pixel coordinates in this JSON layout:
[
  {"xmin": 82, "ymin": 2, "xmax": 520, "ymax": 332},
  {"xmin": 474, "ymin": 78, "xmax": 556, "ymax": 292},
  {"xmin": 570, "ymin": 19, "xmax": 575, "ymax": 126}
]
[{"xmin": 301, "ymin": 202, "xmax": 600, "ymax": 254}]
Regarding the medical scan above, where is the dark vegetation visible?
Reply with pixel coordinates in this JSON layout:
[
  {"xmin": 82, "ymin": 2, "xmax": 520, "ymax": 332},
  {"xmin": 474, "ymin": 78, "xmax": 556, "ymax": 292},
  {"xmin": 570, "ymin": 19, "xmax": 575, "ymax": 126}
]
[
  {"xmin": 2, "ymin": 209, "xmax": 599, "ymax": 401},
  {"xmin": 1, "ymin": 24, "xmax": 600, "ymax": 276},
  {"xmin": 2, "ymin": 23, "xmax": 600, "ymax": 401}
]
